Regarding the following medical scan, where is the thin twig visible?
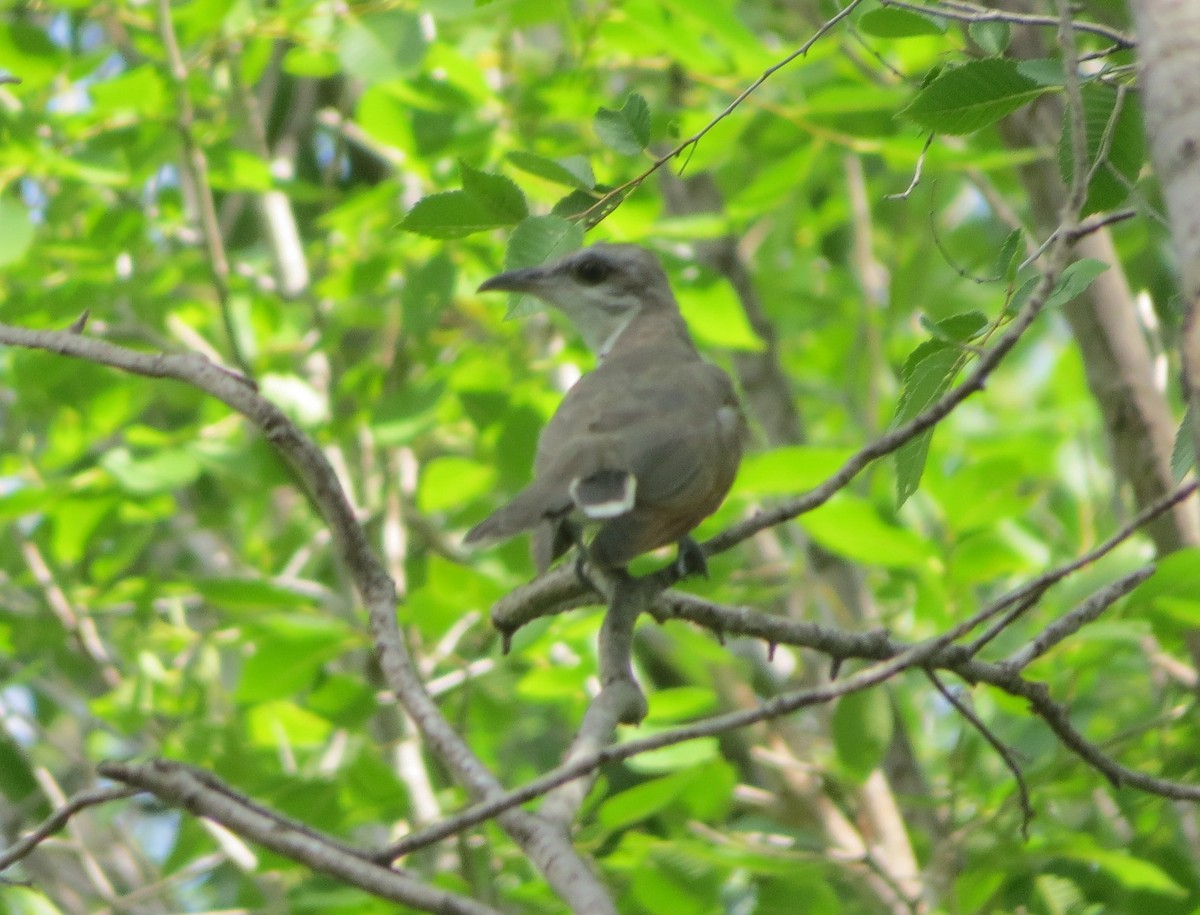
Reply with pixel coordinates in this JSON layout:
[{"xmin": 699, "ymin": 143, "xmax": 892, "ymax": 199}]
[
  {"xmin": 0, "ymin": 786, "xmax": 139, "ymax": 873},
  {"xmin": 0, "ymin": 322, "xmax": 616, "ymax": 915},
  {"xmin": 1002, "ymin": 568, "xmax": 1154, "ymax": 671},
  {"xmin": 926, "ymin": 671, "xmax": 1033, "ymax": 837},
  {"xmin": 97, "ymin": 760, "xmax": 500, "ymax": 915},
  {"xmin": 579, "ymin": 0, "xmax": 868, "ymax": 227},
  {"xmin": 879, "ymin": 0, "xmax": 1133, "ymax": 48},
  {"xmin": 156, "ymin": 0, "xmax": 250, "ymax": 373}
]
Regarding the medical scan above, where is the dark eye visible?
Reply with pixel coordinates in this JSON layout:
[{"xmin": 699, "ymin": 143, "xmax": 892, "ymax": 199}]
[{"xmin": 572, "ymin": 257, "xmax": 611, "ymax": 285}]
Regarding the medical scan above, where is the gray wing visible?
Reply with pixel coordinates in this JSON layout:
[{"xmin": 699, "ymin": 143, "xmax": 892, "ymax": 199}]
[{"xmin": 537, "ymin": 358, "xmax": 740, "ymax": 507}]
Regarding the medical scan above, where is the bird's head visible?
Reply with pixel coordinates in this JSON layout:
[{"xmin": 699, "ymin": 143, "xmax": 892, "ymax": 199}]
[{"xmin": 478, "ymin": 244, "xmax": 675, "ymax": 355}]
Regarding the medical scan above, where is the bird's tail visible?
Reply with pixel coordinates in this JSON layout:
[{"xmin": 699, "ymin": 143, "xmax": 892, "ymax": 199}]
[{"xmin": 463, "ymin": 484, "xmax": 556, "ymax": 547}]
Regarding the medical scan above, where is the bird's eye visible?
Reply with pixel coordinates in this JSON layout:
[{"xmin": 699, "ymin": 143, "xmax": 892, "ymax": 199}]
[{"xmin": 572, "ymin": 257, "xmax": 611, "ymax": 285}]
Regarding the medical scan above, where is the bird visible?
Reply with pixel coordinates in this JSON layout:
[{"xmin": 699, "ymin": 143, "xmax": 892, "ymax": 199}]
[{"xmin": 463, "ymin": 243, "xmax": 746, "ymax": 579}]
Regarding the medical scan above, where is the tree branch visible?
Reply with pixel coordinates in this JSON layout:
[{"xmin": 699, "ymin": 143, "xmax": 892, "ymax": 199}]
[
  {"xmin": 0, "ymin": 322, "xmax": 616, "ymax": 914},
  {"xmin": 96, "ymin": 761, "xmax": 499, "ymax": 915},
  {"xmin": 0, "ymin": 787, "xmax": 138, "ymax": 874}
]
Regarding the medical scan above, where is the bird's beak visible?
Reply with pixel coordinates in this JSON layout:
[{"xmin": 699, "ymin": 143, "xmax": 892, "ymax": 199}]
[{"xmin": 477, "ymin": 266, "xmax": 549, "ymax": 294}]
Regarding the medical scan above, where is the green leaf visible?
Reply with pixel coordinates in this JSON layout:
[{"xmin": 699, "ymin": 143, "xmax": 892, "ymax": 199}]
[
  {"xmin": 968, "ymin": 19, "xmax": 1010, "ymax": 55},
  {"xmin": 0, "ymin": 197, "xmax": 35, "ymax": 267},
  {"xmin": 597, "ymin": 771, "xmax": 692, "ymax": 830},
  {"xmin": 402, "ymin": 252, "xmax": 457, "ymax": 338},
  {"xmin": 399, "ymin": 191, "xmax": 504, "ymax": 238},
  {"xmin": 195, "ymin": 578, "xmax": 317, "ymax": 611},
  {"xmin": 1058, "ymin": 85, "xmax": 1145, "ymax": 214},
  {"xmin": 831, "ymin": 689, "xmax": 893, "ymax": 782},
  {"xmin": 674, "ymin": 270, "xmax": 764, "ymax": 351},
  {"xmin": 101, "ymin": 447, "xmax": 202, "ymax": 495},
  {"xmin": 1061, "ymin": 848, "xmax": 1187, "ymax": 896},
  {"xmin": 0, "ymin": 22, "xmax": 64, "ymax": 89},
  {"xmin": 89, "ymin": 65, "xmax": 167, "ymax": 117},
  {"xmin": 418, "ymin": 456, "xmax": 496, "ymax": 513},
  {"xmin": 338, "ymin": 10, "xmax": 426, "ymax": 84},
  {"xmin": 734, "ymin": 446, "xmax": 856, "ymax": 496},
  {"xmin": 460, "ymin": 161, "xmax": 528, "ymax": 223},
  {"xmin": 1017, "ymin": 58, "xmax": 1066, "ymax": 86},
  {"xmin": 893, "ymin": 312, "xmax": 988, "ymax": 504},
  {"xmin": 507, "ymin": 151, "xmax": 596, "ymax": 189},
  {"xmin": 858, "ymin": 8, "xmax": 945, "ymax": 37},
  {"xmin": 595, "ymin": 92, "xmax": 651, "ymax": 154},
  {"xmin": 283, "ymin": 46, "xmax": 340, "ymax": 78},
  {"xmin": 624, "ymin": 736, "xmax": 720, "ymax": 773},
  {"xmin": 996, "ymin": 228, "xmax": 1023, "ymax": 282},
  {"xmin": 505, "ymin": 215, "xmax": 583, "ymax": 269},
  {"xmin": 1131, "ymin": 548, "xmax": 1200, "ymax": 604},
  {"xmin": 1044, "ymin": 258, "xmax": 1109, "ymax": 309},
  {"xmin": 901, "ymin": 59, "xmax": 1047, "ymax": 134},
  {"xmin": 1171, "ymin": 406, "xmax": 1195, "ymax": 482},
  {"xmin": 803, "ymin": 495, "xmax": 935, "ymax": 568},
  {"xmin": 644, "ymin": 687, "xmax": 718, "ymax": 723}
]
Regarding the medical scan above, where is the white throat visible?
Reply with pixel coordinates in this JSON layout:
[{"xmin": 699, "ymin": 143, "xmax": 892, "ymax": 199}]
[{"xmin": 597, "ymin": 310, "xmax": 638, "ymax": 358}]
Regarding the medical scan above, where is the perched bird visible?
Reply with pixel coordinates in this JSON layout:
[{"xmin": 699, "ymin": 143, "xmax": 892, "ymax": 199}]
[{"xmin": 464, "ymin": 244, "xmax": 746, "ymax": 577}]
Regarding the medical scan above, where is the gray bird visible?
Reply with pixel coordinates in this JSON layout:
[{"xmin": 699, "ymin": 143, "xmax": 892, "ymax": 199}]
[{"xmin": 464, "ymin": 244, "xmax": 746, "ymax": 576}]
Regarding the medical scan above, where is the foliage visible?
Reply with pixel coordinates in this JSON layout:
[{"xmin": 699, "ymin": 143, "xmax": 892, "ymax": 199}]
[{"xmin": 0, "ymin": 0, "xmax": 1196, "ymax": 913}]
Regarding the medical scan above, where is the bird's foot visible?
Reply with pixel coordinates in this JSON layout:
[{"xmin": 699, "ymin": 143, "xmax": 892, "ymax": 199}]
[
  {"xmin": 673, "ymin": 536, "xmax": 709, "ymax": 580},
  {"xmin": 574, "ymin": 553, "xmax": 627, "ymax": 603},
  {"xmin": 573, "ymin": 553, "xmax": 599, "ymax": 593}
]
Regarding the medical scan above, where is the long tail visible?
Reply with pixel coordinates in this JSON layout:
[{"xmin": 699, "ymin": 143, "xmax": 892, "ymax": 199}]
[{"xmin": 464, "ymin": 483, "xmax": 559, "ymax": 546}]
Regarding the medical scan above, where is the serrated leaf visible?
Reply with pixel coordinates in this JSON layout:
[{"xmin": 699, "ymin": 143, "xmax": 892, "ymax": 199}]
[
  {"xmin": 997, "ymin": 228, "xmax": 1023, "ymax": 282},
  {"xmin": 858, "ymin": 8, "xmax": 945, "ymax": 37},
  {"xmin": 916, "ymin": 311, "xmax": 988, "ymax": 346},
  {"xmin": 969, "ymin": 19, "xmax": 1010, "ymax": 55},
  {"xmin": 596, "ymin": 93, "xmax": 651, "ymax": 154},
  {"xmin": 1058, "ymin": 85, "xmax": 1145, "ymax": 214},
  {"xmin": 460, "ymin": 161, "xmax": 528, "ymax": 223},
  {"xmin": 400, "ymin": 191, "xmax": 505, "ymax": 238},
  {"xmin": 901, "ymin": 59, "xmax": 1047, "ymax": 134},
  {"xmin": 552, "ymin": 188, "xmax": 604, "ymax": 220},
  {"xmin": 832, "ymin": 689, "xmax": 893, "ymax": 782},
  {"xmin": 621, "ymin": 93, "xmax": 651, "ymax": 145},
  {"xmin": 507, "ymin": 151, "xmax": 595, "ymax": 189},
  {"xmin": 893, "ymin": 313, "xmax": 986, "ymax": 504},
  {"xmin": 1016, "ymin": 58, "xmax": 1065, "ymax": 86},
  {"xmin": 501, "ymin": 216, "xmax": 585, "ymax": 317}
]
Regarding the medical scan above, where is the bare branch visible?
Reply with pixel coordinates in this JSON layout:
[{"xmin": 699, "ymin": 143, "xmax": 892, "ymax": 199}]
[
  {"xmin": 0, "ymin": 787, "xmax": 138, "ymax": 874},
  {"xmin": 0, "ymin": 323, "xmax": 616, "ymax": 914},
  {"xmin": 156, "ymin": 0, "xmax": 249, "ymax": 372},
  {"xmin": 926, "ymin": 671, "xmax": 1033, "ymax": 836},
  {"xmin": 97, "ymin": 761, "xmax": 500, "ymax": 915},
  {"xmin": 879, "ymin": 0, "xmax": 1134, "ymax": 48},
  {"xmin": 382, "ymin": 511, "xmax": 1197, "ymax": 861},
  {"xmin": 1003, "ymin": 569, "xmax": 1154, "ymax": 670}
]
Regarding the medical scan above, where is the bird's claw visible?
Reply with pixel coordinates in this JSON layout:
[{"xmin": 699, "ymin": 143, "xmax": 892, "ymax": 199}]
[{"xmin": 674, "ymin": 536, "xmax": 709, "ymax": 580}]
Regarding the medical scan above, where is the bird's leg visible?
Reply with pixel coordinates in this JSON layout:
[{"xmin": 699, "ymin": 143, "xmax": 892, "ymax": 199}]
[
  {"xmin": 567, "ymin": 521, "xmax": 609, "ymax": 596},
  {"xmin": 673, "ymin": 535, "xmax": 709, "ymax": 580}
]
